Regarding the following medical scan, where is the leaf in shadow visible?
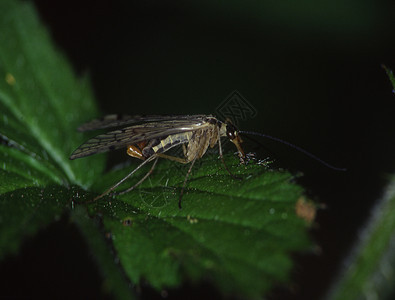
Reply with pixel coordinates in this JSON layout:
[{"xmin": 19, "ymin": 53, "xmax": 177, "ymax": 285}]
[{"xmin": 89, "ymin": 153, "xmax": 312, "ymax": 298}]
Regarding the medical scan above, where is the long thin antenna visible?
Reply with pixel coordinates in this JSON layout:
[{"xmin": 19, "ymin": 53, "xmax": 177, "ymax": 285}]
[{"xmin": 239, "ymin": 130, "xmax": 346, "ymax": 171}]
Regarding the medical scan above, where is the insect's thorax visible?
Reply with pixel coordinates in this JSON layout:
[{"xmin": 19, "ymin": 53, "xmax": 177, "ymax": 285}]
[{"xmin": 184, "ymin": 126, "xmax": 219, "ymax": 161}]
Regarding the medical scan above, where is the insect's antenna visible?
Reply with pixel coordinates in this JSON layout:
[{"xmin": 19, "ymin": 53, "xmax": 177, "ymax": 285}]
[{"xmin": 239, "ymin": 130, "xmax": 346, "ymax": 171}]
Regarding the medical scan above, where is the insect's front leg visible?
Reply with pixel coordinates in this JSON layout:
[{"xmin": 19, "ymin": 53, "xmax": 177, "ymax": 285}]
[{"xmin": 244, "ymin": 152, "xmax": 256, "ymax": 165}]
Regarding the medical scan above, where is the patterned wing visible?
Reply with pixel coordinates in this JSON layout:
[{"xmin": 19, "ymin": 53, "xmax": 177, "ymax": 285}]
[
  {"xmin": 70, "ymin": 118, "xmax": 211, "ymax": 159},
  {"xmin": 77, "ymin": 114, "xmax": 209, "ymax": 131}
]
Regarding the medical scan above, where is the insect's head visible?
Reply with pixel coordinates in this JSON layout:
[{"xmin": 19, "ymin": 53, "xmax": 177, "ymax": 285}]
[{"xmin": 224, "ymin": 119, "xmax": 246, "ymax": 164}]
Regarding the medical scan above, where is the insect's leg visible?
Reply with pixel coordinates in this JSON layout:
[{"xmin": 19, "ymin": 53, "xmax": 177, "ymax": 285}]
[
  {"xmin": 115, "ymin": 156, "xmax": 159, "ymax": 196},
  {"xmin": 156, "ymin": 153, "xmax": 189, "ymax": 164},
  {"xmin": 92, "ymin": 155, "xmax": 157, "ymax": 201},
  {"xmin": 217, "ymin": 131, "xmax": 242, "ymax": 180},
  {"xmin": 178, "ymin": 156, "xmax": 197, "ymax": 209},
  {"xmin": 182, "ymin": 144, "xmax": 187, "ymax": 157}
]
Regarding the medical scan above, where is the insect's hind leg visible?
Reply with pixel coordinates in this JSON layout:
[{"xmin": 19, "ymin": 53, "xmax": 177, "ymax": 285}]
[
  {"xmin": 156, "ymin": 153, "xmax": 189, "ymax": 164},
  {"xmin": 115, "ymin": 156, "xmax": 159, "ymax": 196},
  {"xmin": 92, "ymin": 155, "xmax": 157, "ymax": 201}
]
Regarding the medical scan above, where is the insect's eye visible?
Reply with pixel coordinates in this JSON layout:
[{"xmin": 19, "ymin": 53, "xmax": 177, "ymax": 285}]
[
  {"xmin": 225, "ymin": 123, "xmax": 237, "ymax": 140},
  {"xmin": 227, "ymin": 130, "xmax": 236, "ymax": 140}
]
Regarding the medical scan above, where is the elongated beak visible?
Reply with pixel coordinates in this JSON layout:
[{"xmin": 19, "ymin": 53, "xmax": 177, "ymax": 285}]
[{"xmin": 231, "ymin": 135, "xmax": 246, "ymax": 164}]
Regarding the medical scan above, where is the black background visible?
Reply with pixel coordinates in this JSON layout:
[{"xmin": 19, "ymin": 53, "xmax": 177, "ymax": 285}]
[{"xmin": 2, "ymin": 0, "xmax": 395, "ymax": 299}]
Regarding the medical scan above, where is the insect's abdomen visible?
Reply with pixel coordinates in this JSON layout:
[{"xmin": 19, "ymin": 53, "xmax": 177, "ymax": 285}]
[{"xmin": 146, "ymin": 132, "xmax": 193, "ymax": 157}]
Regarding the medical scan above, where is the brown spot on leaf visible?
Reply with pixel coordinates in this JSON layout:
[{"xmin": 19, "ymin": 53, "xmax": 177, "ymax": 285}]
[{"xmin": 295, "ymin": 197, "xmax": 316, "ymax": 223}]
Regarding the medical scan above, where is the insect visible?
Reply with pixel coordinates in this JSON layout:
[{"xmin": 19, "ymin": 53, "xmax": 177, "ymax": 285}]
[
  {"xmin": 70, "ymin": 114, "xmax": 345, "ymax": 208},
  {"xmin": 70, "ymin": 114, "xmax": 246, "ymax": 208}
]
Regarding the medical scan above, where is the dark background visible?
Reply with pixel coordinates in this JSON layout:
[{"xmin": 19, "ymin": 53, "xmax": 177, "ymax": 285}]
[{"xmin": 3, "ymin": 0, "xmax": 395, "ymax": 299}]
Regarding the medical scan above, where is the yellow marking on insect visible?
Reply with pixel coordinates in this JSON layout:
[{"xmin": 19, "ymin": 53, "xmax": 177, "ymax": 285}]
[
  {"xmin": 152, "ymin": 132, "xmax": 193, "ymax": 155},
  {"xmin": 159, "ymin": 135, "xmax": 173, "ymax": 150}
]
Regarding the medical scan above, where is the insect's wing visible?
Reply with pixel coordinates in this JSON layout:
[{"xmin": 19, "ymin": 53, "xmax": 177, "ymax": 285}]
[
  {"xmin": 70, "ymin": 118, "xmax": 210, "ymax": 160},
  {"xmin": 77, "ymin": 114, "xmax": 209, "ymax": 131}
]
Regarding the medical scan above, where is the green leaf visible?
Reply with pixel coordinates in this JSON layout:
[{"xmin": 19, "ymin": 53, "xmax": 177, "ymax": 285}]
[
  {"xmin": 0, "ymin": 185, "xmax": 135, "ymax": 300},
  {"xmin": 70, "ymin": 206, "xmax": 135, "ymax": 300},
  {"xmin": 89, "ymin": 153, "xmax": 312, "ymax": 298},
  {"xmin": 325, "ymin": 66, "xmax": 395, "ymax": 300},
  {"xmin": 0, "ymin": 0, "xmax": 104, "ymax": 187},
  {"xmin": 0, "ymin": 0, "xmax": 312, "ymax": 299},
  {"xmin": 0, "ymin": 1, "xmax": 130, "ymax": 298},
  {"xmin": 325, "ymin": 178, "xmax": 395, "ymax": 300},
  {"xmin": 0, "ymin": 185, "xmax": 72, "ymax": 259}
]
